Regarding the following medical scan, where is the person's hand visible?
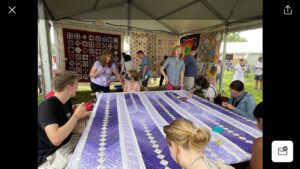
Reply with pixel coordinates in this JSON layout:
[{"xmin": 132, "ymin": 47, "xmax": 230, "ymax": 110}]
[
  {"xmin": 73, "ymin": 102, "xmax": 88, "ymax": 120},
  {"xmin": 222, "ymin": 102, "xmax": 228, "ymax": 107},
  {"xmin": 164, "ymin": 77, "xmax": 169, "ymax": 85},
  {"xmin": 188, "ymin": 92, "xmax": 193, "ymax": 98},
  {"xmin": 180, "ymin": 83, "xmax": 184, "ymax": 89},
  {"xmin": 226, "ymin": 103, "xmax": 235, "ymax": 110}
]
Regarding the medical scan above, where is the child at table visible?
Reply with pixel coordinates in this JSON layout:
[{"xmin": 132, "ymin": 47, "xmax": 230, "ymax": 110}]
[{"xmin": 123, "ymin": 70, "xmax": 141, "ymax": 92}]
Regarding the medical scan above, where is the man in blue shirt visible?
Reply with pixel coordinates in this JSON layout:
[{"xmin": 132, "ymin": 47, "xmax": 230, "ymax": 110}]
[
  {"xmin": 137, "ymin": 50, "xmax": 150, "ymax": 87},
  {"xmin": 184, "ymin": 47, "xmax": 198, "ymax": 90},
  {"xmin": 160, "ymin": 46, "xmax": 185, "ymax": 90}
]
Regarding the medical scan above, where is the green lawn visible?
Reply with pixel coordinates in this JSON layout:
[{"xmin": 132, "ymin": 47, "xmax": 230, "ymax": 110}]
[{"xmin": 38, "ymin": 71, "xmax": 262, "ymax": 105}]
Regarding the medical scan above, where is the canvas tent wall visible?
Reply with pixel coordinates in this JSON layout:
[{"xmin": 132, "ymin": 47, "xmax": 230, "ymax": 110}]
[
  {"xmin": 38, "ymin": 0, "xmax": 262, "ymax": 93},
  {"xmin": 41, "ymin": 0, "xmax": 262, "ymax": 35}
]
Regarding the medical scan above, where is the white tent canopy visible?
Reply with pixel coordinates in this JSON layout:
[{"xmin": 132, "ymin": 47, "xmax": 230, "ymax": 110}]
[
  {"xmin": 43, "ymin": 0, "xmax": 262, "ymax": 35},
  {"xmin": 39, "ymin": 0, "xmax": 262, "ymax": 94}
]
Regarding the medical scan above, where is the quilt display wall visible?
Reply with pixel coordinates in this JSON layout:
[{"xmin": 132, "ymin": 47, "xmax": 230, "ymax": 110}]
[
  {"xmin": 157, "ymin": 36, "xmax": 179, "ymax": 72},
  {"xmin": 199, "ymin": 31, "xmax": 223, "ymax": 63},
  {"xmin": 180, "ymin": 33, "xmax": 200, "ymax": 57},
  {"xmin": 130, "ymin": 32, "xmax": 157, "ymax": 75},
  {"xmin": 131, "ymin": 32, "xmax": 178, "ymax": 76},
  {"xmin": 63, "ymin": 28, "xmax": 121, "ymax": 82}
]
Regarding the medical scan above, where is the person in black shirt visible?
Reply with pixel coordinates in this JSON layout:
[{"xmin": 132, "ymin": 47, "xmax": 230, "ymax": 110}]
[{"xmin": 38, "ymin": 71, "xmax": 90, "ymax": 168}]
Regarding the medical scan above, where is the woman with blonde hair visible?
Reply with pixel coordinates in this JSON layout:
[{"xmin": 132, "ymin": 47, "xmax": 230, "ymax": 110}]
[
  {"xmin": 164, "ymin": 118, "xmax": 234, "ymax": 169},
  {"xmin": 160, "ymin": 45, "xmax": 185, "ymax": 90},
  {"xmin": 207, "ymin": 65, "xmax": 218, "ymax": 87},
  {"xmin": 89, "ymin": 50, "xmax": 123, "ymax": 93}
]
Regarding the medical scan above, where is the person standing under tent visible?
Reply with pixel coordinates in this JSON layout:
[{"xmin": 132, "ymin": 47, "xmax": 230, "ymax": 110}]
[
  {"xmin": 160, "ymin": 45, "xmax": 185, "ymax": 90},
  {"xmin": 255, "ymin": 56, "xmax": 263, "ymax": 90},
  {"xmin": 183, "ymin": 47, "xmax": 198, "ymax": 91},
  {"xmin": 89, "ymin": 50, "xmax": 123, "ymax": 93},
  {"xmin": 137, "ymin": 50, "xmax": 151, "ymax": 88},
  {"xmin": 232, "ymin": 59, "xmax": 244, "ymax": 82},
  {"xmin": 159, "ymin": 55, "xmax": 168, "ymax": 86}
]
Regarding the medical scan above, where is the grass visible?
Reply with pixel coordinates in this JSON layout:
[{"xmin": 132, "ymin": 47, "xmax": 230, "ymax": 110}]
[
  {"xmin": 38, "ymin": 93, "xmax": 43, "ymax": 104},
  {"xmin": 38, "ymin": 70, "xmax": 262, "ymax": 105}
]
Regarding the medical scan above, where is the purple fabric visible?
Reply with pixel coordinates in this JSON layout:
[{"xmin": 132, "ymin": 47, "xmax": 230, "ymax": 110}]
[
  {"xmin": 125, "ymin": 93, "xmax": 181, "ymax": 169},
  {"xmin": 67, "ymin": 91, "xmax": 261, "ymax": 168},
  {"xmin": 165, "ymin": 92, "xmax": 256, "ymax": 153},
  {"xmin": 145, "ymin": 92, "xmax": 182, "ymax": 122},
  {"xmin": 77, "ymin": 94, "xmax": 122, "ymax": 169},
  {"xmin": 144, "ymin": 92, "xmax": 240, "ymax": 163}
]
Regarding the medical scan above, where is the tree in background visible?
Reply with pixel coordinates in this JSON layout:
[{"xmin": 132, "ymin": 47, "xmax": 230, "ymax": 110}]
[{"xmin": 226, "ymin": 32, "xmax": 248, "ymax": 42}]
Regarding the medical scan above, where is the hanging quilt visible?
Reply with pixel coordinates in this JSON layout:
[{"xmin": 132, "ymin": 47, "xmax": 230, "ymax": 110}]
[
  {"xmin": 63, "ymin": 28, "xmax": 121, "ymax": 82},
  {"xmin": 180, "ymin": 33, "xmax": 200, "ymax": 57},
  {"xmin": 199, "ymin": 31, "xmax": 223, "ymax": 63}
]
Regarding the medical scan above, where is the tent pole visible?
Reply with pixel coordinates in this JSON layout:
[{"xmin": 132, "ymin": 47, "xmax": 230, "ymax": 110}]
[
  {"xmin": 38, "ymin": 1, "xmax": 53, "ymax": 97},
  {"xmin": 127, "ymin": 1, "xmax": 131, "ymax": 54},
  {"xmin": 219, "ymin": 26, "xmax": 229, "ymax": 93}
]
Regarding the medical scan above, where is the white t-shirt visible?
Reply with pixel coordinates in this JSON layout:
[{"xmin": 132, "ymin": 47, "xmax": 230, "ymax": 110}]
[
  {"xmin": 217, "ymin": 64, "xmax": 222, "ymax": 74},
  {"xmin": 232, "ymin": 64, "xmax": 244, "ymax": 82},
  {"xmin": 204, "ymin": 85, "xmax": 217, "ymax": 102},
  {"xmin": 124, "ymin": 60, "xmax": 134, "ymax": 73},
  {"xmin": 255, "ymin": 61, "xmax": 263, "ymax": 75},
  {"xmin": 121, "ymin": 56, "xmax": 125, "ymax": 73}
]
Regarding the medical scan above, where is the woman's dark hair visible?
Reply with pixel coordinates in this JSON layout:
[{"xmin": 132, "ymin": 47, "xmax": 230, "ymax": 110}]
[
  {"xmin": 229, "ymin": 80, "xmax": 244, "ymax": 92},
  {"xmin": 137, "ymin": 50, "xmax": 144, "ymax": 55},
  {"xmin": 124, "ymin": 54, "xmax": 132, "ymax": 62},
  {"xmin": 195, "ymin": 76, "xmax": 209, "ymax": 89},
  {"xmin": 253, "ymin": 102, "xmax": 263, "ymax": 119},
  {"xmin": 164, "ymin": 55, "xmax": 168, "ymax": 60}
]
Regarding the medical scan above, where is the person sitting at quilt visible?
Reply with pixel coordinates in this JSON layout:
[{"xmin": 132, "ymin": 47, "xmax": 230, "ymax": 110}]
[
  {"xmin": 222, "ymin": 80, "xmax": 256, "ymax": 119},
  {"xmin": 38, "ymin": 71, "xmax": 91, "ymax": 169},
  {"xmin": 123, "ymin": 70, "xmax": 141, "ymax": 92},
  {"xmin": 164, "ymin": 118, "xmax": 234, "ymax": 169},
  {"xmin": 188, "ymin": 76, "xmax": 218, "ymax": 102}
]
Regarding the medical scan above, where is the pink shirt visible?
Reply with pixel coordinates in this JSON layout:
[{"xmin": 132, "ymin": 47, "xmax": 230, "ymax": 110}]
[{"xmin": 124, "ymin": 80, "xmax": 140, "ymax": 92}]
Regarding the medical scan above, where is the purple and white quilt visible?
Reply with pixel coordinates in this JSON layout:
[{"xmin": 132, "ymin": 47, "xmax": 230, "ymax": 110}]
[{"xmin": 67, "ymin": 90, "xmax": 262, "ymax": 169}]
